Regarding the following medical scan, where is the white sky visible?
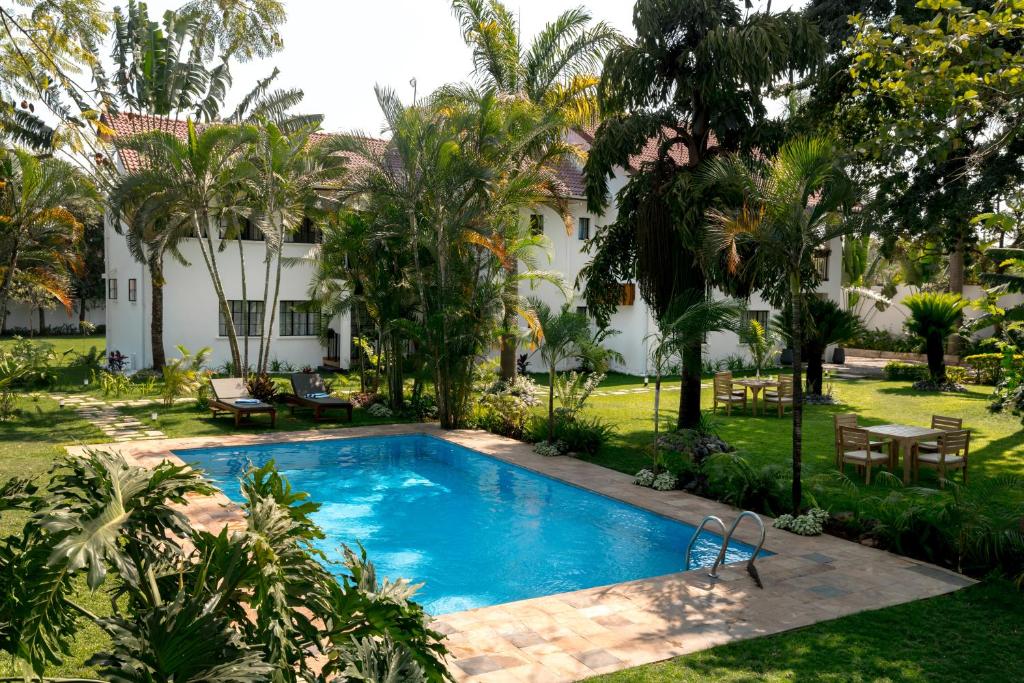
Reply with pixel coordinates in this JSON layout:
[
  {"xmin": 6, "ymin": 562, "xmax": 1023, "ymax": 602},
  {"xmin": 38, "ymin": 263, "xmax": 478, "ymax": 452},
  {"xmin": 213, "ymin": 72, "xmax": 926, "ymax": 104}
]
[{"xmin": 105, "ymin": 0, "xmax": 805, "ymax": 134}]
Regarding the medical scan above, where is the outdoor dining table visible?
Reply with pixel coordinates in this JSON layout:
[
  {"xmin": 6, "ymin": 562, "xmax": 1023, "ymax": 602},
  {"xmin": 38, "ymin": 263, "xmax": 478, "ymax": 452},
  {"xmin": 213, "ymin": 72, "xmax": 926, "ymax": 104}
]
[
  {"xmin": 733, "ymin": 378, "xmax": 779, "ymax": 416},
  {"xmin": 862, "ymin": 423, "xmax": 946, "ymax": 484}
]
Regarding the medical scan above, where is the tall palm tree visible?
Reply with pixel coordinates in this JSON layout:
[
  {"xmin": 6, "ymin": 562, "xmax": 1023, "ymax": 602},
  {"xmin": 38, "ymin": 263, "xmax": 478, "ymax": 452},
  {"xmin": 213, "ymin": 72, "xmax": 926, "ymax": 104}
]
[
  {"xmin": 705, "ymin": 136, "xmax": 858, "ymax": 513},
  {"xmin": 451, "ymin": 1, "xmax": 619, "ymax": 380},
  {"xmin": 243, "ymin": 120, "xmax": 346, "ymax": 374},
  {"xmin": 0, "ymin": 148, "xmax": 97, "ymax": 331},
  {"xmin": 109, "ymin": 122, "xmax": 254, "ymax": 372},
  {"xmin": 581, "ymin": 0, "xmax": 824, "ymax": 429}
]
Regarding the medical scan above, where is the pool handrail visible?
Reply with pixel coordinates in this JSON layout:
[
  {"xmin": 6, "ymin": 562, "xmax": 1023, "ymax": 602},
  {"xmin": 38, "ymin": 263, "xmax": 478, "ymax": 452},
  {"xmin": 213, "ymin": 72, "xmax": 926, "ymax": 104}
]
[
  {"xmin": 712, "ymin": 510, "xmax": 767, "ymax": 589},
  {"xmin": 684, "ymin": 515, "xmax": 727, "ymax": 576}
]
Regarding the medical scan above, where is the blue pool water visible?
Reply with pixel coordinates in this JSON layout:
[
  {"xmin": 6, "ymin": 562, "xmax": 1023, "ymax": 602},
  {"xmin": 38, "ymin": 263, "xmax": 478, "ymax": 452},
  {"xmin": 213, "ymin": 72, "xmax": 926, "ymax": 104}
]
[{"xmin": 176, "ymin": 434, "xmax": 766, "ymax": 614}]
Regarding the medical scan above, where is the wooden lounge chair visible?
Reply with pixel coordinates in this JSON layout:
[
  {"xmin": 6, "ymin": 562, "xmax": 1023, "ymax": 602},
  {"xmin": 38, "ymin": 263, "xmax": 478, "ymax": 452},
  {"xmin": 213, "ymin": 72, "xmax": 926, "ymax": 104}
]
[
  {"xmin": 712, "ymin": 372, "xmax": 746, "ymax": 415},
  {"xmin": 913, "ymin": 429, "xmax": 971, "ymax": 486},
  {"xmin": 838, "ymin": 426, "xmax": 890, "ymax": 484},
  {"xmin": 763, "ymin": 376, "xmax": 794, "ymax": 417},
  {"xmin": 833, "ymin": 414, "xmax": 891, "ymax": 469},
  {"xmin": 209, "ymin": 377, "xmax": 277, "ymax": 428},
  {"xmin": 284, "ymin": 373, "xmax": 353, "ymax": 422}
]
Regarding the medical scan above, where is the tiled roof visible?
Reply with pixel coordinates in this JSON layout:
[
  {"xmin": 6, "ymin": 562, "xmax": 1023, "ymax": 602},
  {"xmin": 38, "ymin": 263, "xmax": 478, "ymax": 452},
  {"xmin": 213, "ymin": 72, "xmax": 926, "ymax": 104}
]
[{"xmin": 103, "ymin": 112, "xmax": 588, "ymax": 198}]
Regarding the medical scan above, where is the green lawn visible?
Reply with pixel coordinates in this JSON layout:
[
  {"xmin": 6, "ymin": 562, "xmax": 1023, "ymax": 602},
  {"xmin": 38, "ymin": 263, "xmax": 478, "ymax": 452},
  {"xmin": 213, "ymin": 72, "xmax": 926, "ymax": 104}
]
[
  {"xmin": 0, "ymin": 366, "xmax": 1022, "ymax": 679},
  {"xmin": 594, "ymin": 580, "xmax": 1024, "ymax": 683}
]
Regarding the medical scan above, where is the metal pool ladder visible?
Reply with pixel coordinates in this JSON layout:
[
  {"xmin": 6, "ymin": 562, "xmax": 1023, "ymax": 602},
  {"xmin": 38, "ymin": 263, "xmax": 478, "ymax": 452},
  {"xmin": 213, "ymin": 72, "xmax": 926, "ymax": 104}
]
[{"xmin": 684, "ymin": 511, "xmax": 767, "ymax": 589}]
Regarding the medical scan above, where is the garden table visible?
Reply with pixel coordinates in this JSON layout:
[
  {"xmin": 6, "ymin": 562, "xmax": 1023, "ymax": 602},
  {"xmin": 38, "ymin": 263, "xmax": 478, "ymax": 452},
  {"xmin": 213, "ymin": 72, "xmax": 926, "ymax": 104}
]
[
  {"xmin": 862, "ymin": 423, "xmax": 945, "ymax": 484},
  {"xmin": 734, "ymin": 378, "xmax": 779, "ymax": 416}
]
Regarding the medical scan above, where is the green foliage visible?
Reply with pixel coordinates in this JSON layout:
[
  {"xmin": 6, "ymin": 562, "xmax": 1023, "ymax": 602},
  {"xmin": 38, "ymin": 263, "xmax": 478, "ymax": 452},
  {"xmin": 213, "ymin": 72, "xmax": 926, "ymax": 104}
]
[
  {"xmin": 526, "ymin": 414, "xmax": 613, "ymax": 455},
  {"xmin": 883, "ymin": 361, "xmax": 929, "ymax": 382},
  {"xmin": 554, "ymin": 371, "xmax": 604, "ymax": 421},
  {"xmin": 473, "ymin": 393, "xmax": 532, "ymax": 440},
  {"xmin": 705, "ymin": 452, "xmax": 789, "ymax": 517},
  {"xmin": 2, "ymin": 338, "xmax": 58, "ymax": 388},
  {"xmin": 850, "ymin": 329, "xmax": 921, "ymax": 353},
  {"xmin": 94, "ymin": 369, "xmax": 133, "ymax": 398},
  {"xmin": 738, "ymin": 319, "xmax": 779, "ymax": 377},
  {"xmin": 68, "ymin": 345, "xmax": 105, "ymax": 373},
  {"xmin": 964, "ymin": 353, "xmax": 1023, "ymax": 385},
  {"xmin": 0, "ymin": 452, "xmax": 450, "ymax": 681},
  {"xmin": 161, "ymin": 345, "xmax": 211, "ymax": 406}
]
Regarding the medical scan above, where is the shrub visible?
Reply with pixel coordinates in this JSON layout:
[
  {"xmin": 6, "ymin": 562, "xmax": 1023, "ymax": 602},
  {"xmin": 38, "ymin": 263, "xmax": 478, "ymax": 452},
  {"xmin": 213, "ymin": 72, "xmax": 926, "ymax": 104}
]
[
  {"xmin": 534, "ymin": 440, "xmax": 565, "ymax": 457},
  {"xmin": 705, "ymin": 452, "xmax": 788, "ymax": 516},
  {"xmin": 245, "ymin": 373, "xmax": 279, "ymax": 404},
  {"xmin": 526, "ymin": 415, "xmax": 612, "ymax": 455},
  {"xmin": 107, "ymin": 350, "xmax": 128, "ymax": 373},
  {"xmin": 652, "ymin": 471, "xmax": 678, "ymax": 491},
  {"xmin": 964, "ymin": 352, "xmax": 1024, "ymax": 385},
  {"xmin": 850, "ymin": 329, "xmax": 921, "ymax": 353},
  {"xmin": 633, "ymin": 469, "xmax": 655, "ymax": 487},
  {"xmin": 4, "ymin": 338, "xmax": 57, "ymax": 387},
  {"xmin": 473, "ymin": 393, "xmax": 531, "ymax": 439},
  {"xmin": 367, "ymin": 403, "xmax": 393, "ymax": 418},
  {"xmin": 68, "ymin": 345, "xmax": 105, "ymax": 372},
  {"xmin": 773, "ymin": 508, "xmax": 828, "ymax": 536},
  {"xmin": 95, "ymin": 369, "xmax": 132, "ymax": 397},
  {"xmin": 162, "ymin": 346, "xmax": 211, "ymax": 406},
  {"xmin": 884, "ymin": 361, "xmax": 929, "ymax": 381}
]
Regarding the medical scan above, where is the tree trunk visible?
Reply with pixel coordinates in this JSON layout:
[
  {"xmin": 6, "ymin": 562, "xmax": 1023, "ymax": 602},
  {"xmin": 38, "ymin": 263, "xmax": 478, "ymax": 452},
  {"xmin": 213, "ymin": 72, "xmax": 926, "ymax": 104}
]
[
  {"xmin": 387, "ymin": 330, "xmax": 405, "ymax": 409},
  {"xmin": 261, "ymin": 235, "xmax": 285, "ymax": 374},
  {"xmin": 677, "ymin": 341, "xmax": 702, "ymax": 429},
  {"xmin": 927, "ymin": 332, "xmax": 946, "ymax": 383},
  {"xmin": 548, "ymin": 365, "xmax": 556, "ymax": 442},
  {"xmin": 149, "ymin": 257, "xmax": 166, "ymax": 370},
  {"xmin": 37, "ymin": 307, "xmax": 45, "ymax": 334},
  {"xmin": 79, "ymin": 298, "xmax": 87, "ymax": 326},
  {"xmin": 0, "ymin": 245, "xmax": 21, "ymax": 333},
  {"xmin": 946, "ymin": 238, "xmax": 965, "ymax": 355},
  {"xmin": 238, "ymin": 237, "xmax": 249, "ymax": 377},
  {"xmin": 194, "ymin": 213, "xmax": 241, "ymax": 372},
  {"xmin": 790, "ymin": 281, "xmax": 804, "ymax": 514},
  {"xmin": 805, "ymin": 343, "xmax": 824, "ymax": 395},
  {"xmin": 499, "ymin": 270, "xmax": 518, "ymax": 382}
]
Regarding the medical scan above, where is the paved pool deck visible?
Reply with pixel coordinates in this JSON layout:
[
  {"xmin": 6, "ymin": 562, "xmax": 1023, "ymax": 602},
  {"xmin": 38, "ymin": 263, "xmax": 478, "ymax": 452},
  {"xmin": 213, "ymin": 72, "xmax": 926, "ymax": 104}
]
[{"xmin": 67, "ymin": 425, "xmax": 974, "ymax": 682}]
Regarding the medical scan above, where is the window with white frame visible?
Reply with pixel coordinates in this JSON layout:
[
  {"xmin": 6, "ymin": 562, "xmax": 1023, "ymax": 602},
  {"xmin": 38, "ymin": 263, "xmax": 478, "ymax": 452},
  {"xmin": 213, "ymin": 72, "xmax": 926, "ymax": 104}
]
[
  {"xmin": 107, "ymin": 278, "xmax": 117, "ymax": 300},
  {"xmin": 813, "ymin": 249, "xmax": 831, "ymax": 281},
  {"xmin": 219, "ymin": 300, "xmax": 263, "ymax": 337},
  {"xmin": 279, "ymin": 301, "xmax": 320, "ymax": 336},
  {"xmin": 529, "ymin": 213, "xmax": 544, "ymax": 236},
  {"xmin": 740, "ymin": 309, "xmax": 770, "ymax": 332}
]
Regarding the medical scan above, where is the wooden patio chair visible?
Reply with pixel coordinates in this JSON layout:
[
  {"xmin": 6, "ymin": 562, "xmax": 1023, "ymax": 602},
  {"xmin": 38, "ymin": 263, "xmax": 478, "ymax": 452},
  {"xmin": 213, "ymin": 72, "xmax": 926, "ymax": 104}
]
[
  {"xmin": 713, "ymin": 372, "xmax": 747, "ymax": 415},
  {"xmin": 763, "ymin": 375, "xmax": 794, "ymax": 417},
  {"xmin": 838, "ymin": 426, "xmax": 890, "ymax": 484},
  {"xmin": 209, "ymin": 378, "xmax": 277, "ymax": 428},
  {"xmin": 913, "ymin": 429, "xmax": 971, "ymax": 487},
  {"xmin": 833, "ymin": 414, "xmax": 891, "ymax": 469},
  {"xmin": 916, "ymin": 415, "xmax": 964, "ymax": 455}
]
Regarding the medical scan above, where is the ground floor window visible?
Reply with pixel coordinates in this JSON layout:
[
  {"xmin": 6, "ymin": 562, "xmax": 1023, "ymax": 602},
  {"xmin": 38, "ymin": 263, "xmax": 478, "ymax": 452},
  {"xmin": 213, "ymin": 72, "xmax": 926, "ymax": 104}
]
[
  {"xmin": 741, "ymin": 309, "xmax": 770, "ymax": 331},
  {"xmin": 219, "ymin": 300, "xmax": 263, "ymax": 337},
  {"xmin": 279, "ymin": 300, "xmax": 320, "ymax": 336}
]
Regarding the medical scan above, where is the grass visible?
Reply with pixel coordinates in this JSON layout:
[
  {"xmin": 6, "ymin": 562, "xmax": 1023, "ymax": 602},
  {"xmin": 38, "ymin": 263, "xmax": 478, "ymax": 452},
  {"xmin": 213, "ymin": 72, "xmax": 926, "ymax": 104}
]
[{"xmin": 594, "ymin": 580, "xmax": 1024, "ymax": 682}]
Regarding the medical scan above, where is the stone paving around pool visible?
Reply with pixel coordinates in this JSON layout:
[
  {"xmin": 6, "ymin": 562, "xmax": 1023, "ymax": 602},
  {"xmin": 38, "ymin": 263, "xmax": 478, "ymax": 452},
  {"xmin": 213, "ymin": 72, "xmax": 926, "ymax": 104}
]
[{"xmin": 67, "ymin": 425, "xmax": 975, "ymax": 683}]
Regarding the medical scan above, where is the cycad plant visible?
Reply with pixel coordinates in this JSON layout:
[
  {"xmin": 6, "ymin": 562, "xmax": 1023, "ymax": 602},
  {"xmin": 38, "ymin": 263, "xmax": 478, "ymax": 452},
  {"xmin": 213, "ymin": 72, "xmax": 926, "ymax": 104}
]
[
  {"xmin": 902, "ymin": 291, "xmax": 968, "ymax": 384},
  {"xmin": 775, "ymin": 298, "xmax": 863, "ymax": 395}
]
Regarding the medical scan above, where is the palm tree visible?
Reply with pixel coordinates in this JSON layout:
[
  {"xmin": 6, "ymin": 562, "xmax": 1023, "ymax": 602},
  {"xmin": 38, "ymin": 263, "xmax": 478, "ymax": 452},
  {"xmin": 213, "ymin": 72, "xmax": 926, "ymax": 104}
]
[
  {"xmin": 530, "ymin": 299, "xmax": 599, "ymax": 442},
  {"xmin": 109, "ymin": 121, "xmax": 254, "ymax": 372},
  {"xmin": 0, "ymin": 148, "xmax": 97, "ymax": 332},
  {"xmin": 581, "ymin": 0, "xmax": 824, "ymax": 430},
  {"xmin": 739, "ymin": 318, "xmax": 780, "ymax": 379},
  {"xmin": 451, "ymin": 1, "xmax": 619, "ymax": 380},
  {"xmin": 705, "ymin": 136, "xmax": 858, "ymax": 513},
  {"xmin": 775, "ymin": 297, "xmax": 863, "ymax": 395},
  {"xmin": 903, "ymin": 292, "xmax": 968, "ymax": 384}
]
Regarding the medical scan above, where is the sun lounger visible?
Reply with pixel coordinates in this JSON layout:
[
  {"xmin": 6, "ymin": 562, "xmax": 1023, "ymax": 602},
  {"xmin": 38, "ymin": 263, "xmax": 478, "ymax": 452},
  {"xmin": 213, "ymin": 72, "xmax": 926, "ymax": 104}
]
[
  {"xmin": 283, "ymin": 372, "xmax": 353, "ymax": 422},
  {"xmin": 209, "ymin": 377, "xmax": 277, "ymax": 428}
]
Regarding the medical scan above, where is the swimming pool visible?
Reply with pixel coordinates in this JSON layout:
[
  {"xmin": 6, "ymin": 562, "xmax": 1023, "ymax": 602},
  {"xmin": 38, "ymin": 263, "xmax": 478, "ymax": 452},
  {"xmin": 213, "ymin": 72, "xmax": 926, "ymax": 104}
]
[{"xmin": 176, "ymin": 434, "xmax": 767, "ymax": 614}]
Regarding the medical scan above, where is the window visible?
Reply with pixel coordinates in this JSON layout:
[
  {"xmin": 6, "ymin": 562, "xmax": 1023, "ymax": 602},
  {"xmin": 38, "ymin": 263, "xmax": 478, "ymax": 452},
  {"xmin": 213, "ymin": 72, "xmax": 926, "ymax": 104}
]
[
  {"xmin": 229, "ymin": 217, "xmax": 264, "ymax": 241},
  {"xmin": 576, "ymin": 305, "xmax": 588, "ymax": 316},
  {"xmin": 577, "ymin": 216, "xmax": 590, "ymax": 240},
  {"xmin": 219, "ymin": 300, "xmax": 263, "ymax": 337},
  {"xmin": 741, "ymin": 309, "xmax": 770, "ymax": 332},
  {"xmin": 279, "ymin": 301, "xmax": 320, "ymax": 336},
  {"xmin": 128, "ymin": 278, "xmax": 137, "ymax": 302},
  {"xmin": 288, "ymin": 217, "xmax": 322, "ymax": 244},
  {"xmin": 813, "ymin": 248, "xmax": 831, "ymax": 281},
  {"xmin": 620, "ymin": 282, "xmax": 636, "ymax": 306},
  {"xmin": 107, "ymin": 278, "xmax": 117, "ymax": 300},
  {"xmin": 529, "ymin": 213, "xmax": 544, "ymax": 236}
]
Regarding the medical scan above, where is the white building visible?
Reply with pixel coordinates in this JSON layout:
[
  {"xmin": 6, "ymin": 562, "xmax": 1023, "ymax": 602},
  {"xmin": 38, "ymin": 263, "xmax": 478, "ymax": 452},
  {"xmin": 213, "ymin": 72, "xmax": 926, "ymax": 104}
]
[{"xmin": 103, "ymin": 114, "xmax": 843, "ymax": 375}]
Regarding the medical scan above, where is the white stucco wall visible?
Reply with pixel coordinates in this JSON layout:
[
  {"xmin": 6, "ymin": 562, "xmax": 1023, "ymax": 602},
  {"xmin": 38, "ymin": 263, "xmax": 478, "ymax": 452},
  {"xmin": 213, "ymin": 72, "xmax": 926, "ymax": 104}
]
[
  {"xmin": 104, "ymin": 216, "xmax": 350, "ymax": 372},
  {"xmin": 2, "ymin": 300, "xmax": 104, "ymax": 333},
  {"xmin": 855, "ymin": 284, "xmax": 1024, "ymax": 338}
]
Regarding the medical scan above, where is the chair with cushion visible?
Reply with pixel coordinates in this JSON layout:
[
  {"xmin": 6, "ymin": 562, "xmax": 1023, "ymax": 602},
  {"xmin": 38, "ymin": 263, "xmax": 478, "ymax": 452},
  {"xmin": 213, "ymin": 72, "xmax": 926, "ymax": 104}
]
[
  {"xmin": 284, "ymin": 372, "xmax": 353, "ymax": 421},
  {"xmin": 763, "ymin": 375, "xmax": 794, "ymax": 417},
  {"xmin": 833, "ymin": 414, "xmax": 891, "ymax": 468},
  {"xmin": 838, "ymin": 426, "xmax": 890, "ymax": 484},
  {"xmin": 209, "ymin": 378, "xmax": 277, "ymax": 428},
  {"xmin": 916, "ymin": 415, "xmax": 964, "ymax": 455},
  {"xmin": 913, "ymin": 429, "xmax": 971, "ymax": 487},
  {"xmin": 713, "ymin": 373, "xmax": 747, "ymax": 415}
]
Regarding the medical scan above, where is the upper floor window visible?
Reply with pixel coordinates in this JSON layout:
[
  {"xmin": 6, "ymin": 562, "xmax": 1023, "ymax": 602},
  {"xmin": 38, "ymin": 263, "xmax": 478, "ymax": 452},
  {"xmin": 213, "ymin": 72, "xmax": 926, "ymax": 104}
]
[
  {"xmin": 238, "ymin": 218, "xmax": 264, "ymax": 241},
  {"xmin": 219, "ymin": 300, "xmax": 263, "ymax": 337},
  {"xmin": 529, "ymin": 214, "xmax": 544, "ymax": 236},
  {"xmin": 107, "ymin": 278, "xmax": 117, "ymax": 300},
  {"xmin": 279, "ymin": 301, "xmax": 320, "ymax": 336},
  {"xmin": 288, "ymin": 217, "xmax": 322, "ymax": 244},
  {"xmin": 128, "ymin": 278, "xmax": 137, "ymax": 302},
  {"xmin": 577, "ymin": 216, "xmax": 590, "ymax": 240},
  {"xmin": 813, "ymin": 248, "xmax": 831, "ymax": 281}
]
